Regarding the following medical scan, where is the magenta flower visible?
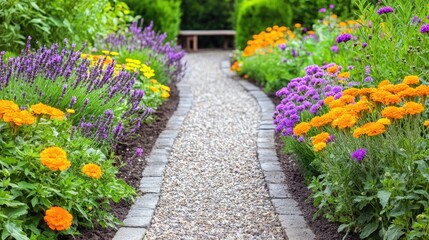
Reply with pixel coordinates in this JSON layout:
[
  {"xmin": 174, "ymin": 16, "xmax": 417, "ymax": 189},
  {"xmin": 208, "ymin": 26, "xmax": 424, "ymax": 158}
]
[
  {"xmin": 377, "ymin": 6, "xmax": 394, "ymax": 15},
  {"xmin": 351, "ymin": 148, "xmax": 367, "ymax": 162},
  {"xmin": 319, "ymin": 8, "xmax": 326, "ymax": 13},
  {"xmin": 420, "ymin": 24, "xmax": 429, "ymax": 34},
  {"xmin": 135, "ymin": 147, "xmax": 143, "ymax": 157}
]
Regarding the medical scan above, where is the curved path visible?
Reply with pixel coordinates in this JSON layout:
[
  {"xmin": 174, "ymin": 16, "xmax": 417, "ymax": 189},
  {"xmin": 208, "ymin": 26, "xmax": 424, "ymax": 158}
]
[{"xmin": 114, "ymin": 51, "xmax": 314, "ymax": 240}]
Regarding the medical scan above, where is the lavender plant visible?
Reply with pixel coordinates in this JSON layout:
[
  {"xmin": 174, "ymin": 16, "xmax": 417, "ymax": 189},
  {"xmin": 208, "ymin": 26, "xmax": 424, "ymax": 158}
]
[
  {"xmin": 0, "ymin": 37, "xmax": 150, "ymax": 144},
  {"xmin": 99, "ymin": 20, "xmax": 186, "ymax": 83}
]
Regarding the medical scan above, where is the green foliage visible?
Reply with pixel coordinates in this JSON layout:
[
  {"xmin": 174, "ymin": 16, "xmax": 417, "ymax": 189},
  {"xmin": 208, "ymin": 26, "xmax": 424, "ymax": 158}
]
[
  {"xmin": 125, "ymin": 0, "xmax": 181, "ymax": 40},
  {"xmin": 282, "ymin": 137, "xmax": 318, "ymax": 184},
  {"xmin": 235, "ymin": 0, "xmax": 292, "ymax": 50},
  {"xmin": 0, "ymin": 111, "xmax": 135, "ymax": 238},
  {"xmin": 0, "ymin": 0, "xmax": 135, "ymax": 53},
  {"xmin": 181, "ymin": 0, "xmax": 234, "ymax": 30},
  {"xmin": 345, "ymin": 0, "xmax": 429, "ymax": 84}
]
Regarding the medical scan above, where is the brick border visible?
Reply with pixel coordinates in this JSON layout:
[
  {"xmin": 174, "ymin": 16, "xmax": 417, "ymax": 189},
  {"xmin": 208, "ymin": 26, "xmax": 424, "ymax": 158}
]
[
  {"xmin": 221, "ymin": 61, "xmax": 315, "ymax": 240},
  {"xmin": 113, "ymin": 80, "xmax": 192, "ymax": 240}
]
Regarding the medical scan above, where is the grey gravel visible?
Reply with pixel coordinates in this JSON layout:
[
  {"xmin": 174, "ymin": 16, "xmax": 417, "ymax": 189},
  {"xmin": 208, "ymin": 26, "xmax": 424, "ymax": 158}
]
[{"xmin": 145, "ymin": 51, "xmax": 285, "ymax": 239}]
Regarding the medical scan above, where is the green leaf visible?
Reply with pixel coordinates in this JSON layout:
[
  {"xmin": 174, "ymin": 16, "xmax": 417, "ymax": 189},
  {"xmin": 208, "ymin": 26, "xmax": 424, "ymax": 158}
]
[
  {"xmin": 5, "ymin": 222, "xmax": 29, "ymax": 240},
  {"xmin": 377, "ymin": 190, "xmax": 391, "ymax": 209},
  {"xmin": 384, "ymin": 225, "xmax": 404, "ymax": 240},
  {"xmin": 31, "ymin": 197, "xmax": 38, "ymax": 207},
  {"xmin": 360, "ymin": 221, "xmax": 379, "ymax": 239},
  {"xmin": 3, "ymin": 205, "xmax": 27, "ymax": 218}
]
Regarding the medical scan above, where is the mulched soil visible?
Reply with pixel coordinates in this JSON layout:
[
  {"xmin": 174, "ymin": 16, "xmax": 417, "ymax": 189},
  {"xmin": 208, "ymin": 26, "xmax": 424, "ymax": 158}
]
[
  {"xmin": 67, "ymin": 83, "xmax": 179, "ymax": 240},
  {"xmin": 268, "ymin": 90, "xmax": 360, "ymax": 240}
]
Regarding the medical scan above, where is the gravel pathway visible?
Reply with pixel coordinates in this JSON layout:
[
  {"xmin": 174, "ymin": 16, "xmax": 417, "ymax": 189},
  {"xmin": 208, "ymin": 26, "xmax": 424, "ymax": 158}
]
[{"xmin": 144, "ymin": 51, "xmax": 285, "ymax": 239}]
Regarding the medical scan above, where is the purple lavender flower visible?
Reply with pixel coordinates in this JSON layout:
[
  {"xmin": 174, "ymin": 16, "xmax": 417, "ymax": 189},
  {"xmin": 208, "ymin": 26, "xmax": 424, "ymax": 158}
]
[
  {"xmin": 377, "ymin": 6, "xmax": 394, "ymax": 15},
  {"xmin": 278, "ymin": 43, "xmax": 286, "ymax": 51},
  {"xmin": 362, "ymin": 42, "xmax": 368, "ymax": 48},
  {"xmin": 297, "ymin": 136, "xmax": 304, "ymax": 143},
  {"xmin": 69, "ymin": 96, "xmax": 77, "ymax": 109},
  {"xmin": 319, "ymin": 8, "xmax": 326, "ymax": 13},
  {"xmin": 351, "ymin": 148, "xmax": 367, "ymax": 162},
  {"xmin": 412, "ymin": 16, "xmax": 421, "ymax": 25},
  {"xmin": 420, "ymin": 24, "xmax": 429, "ymax": 34},
  {"xmin": 336, "ymin": 33, "xmax": 352, "ymax": 43},
  {"xmin": 135, "ymin": 147, "xmax": 143, "ymax": 157},
  {"xmin": 327, "ymin": 134, "xmax": 335, "ymax": 142},
  {"xmin": 331, "ymin": 45, "xmax": 338, "ymax": 54},
  {"xmin": 291, "ymin": 48, "xmax": 298, "ymax": 58},
  {"xmin": 364, "ymin": 77, "xmax": 373, "ymax": 82},
  {"xmin": 329, "ymin": 4, "xmax": 334, "ymax": 9}
]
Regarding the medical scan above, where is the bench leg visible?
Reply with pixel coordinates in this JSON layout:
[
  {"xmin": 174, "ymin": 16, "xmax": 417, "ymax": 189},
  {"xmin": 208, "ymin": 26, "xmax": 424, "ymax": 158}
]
[
  {"xmin": 186, "ymin": 37, "xmax": 192, "ymax": 51},
  {"xmin": 224, "ymin": 36, "xmax": 228, "ymax": 49},
  {"xmin": 192, "ymin": 35, "xmax": 198, "ymax": 51}
]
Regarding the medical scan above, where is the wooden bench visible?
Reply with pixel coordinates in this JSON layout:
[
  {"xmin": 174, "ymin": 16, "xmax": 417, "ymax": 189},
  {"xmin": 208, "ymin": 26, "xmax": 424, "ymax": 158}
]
[{"xmin": 178, "ymin": 30, "xmax": 235, "ymax": 51}]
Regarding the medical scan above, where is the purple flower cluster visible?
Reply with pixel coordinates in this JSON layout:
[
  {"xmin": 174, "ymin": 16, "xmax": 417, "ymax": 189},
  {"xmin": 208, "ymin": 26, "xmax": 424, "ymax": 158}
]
[
  {"xmin": 351, "ymin": 148, "xmax": 367, "ymax": 162},
  {"xmin": 420, "ymin": 24, "xmax": 429, "ymax": 34},
  {"xmin": 0, "ymin": 37, "xmax": 150, "ymax": 145},
  {"xmin": 273, "ymin": 64, "xmax": 347, "ymax": 136},
  {"xmin": 377, "ymin": 6, "xmax": 394, "ymax": 15},
  {"xmin": 336, "ymin": 33, "xmax": 352, "ymax": 43},
  {"xmin": 101, "ymin": 20, "xmax": 186, "ymax": 82}
]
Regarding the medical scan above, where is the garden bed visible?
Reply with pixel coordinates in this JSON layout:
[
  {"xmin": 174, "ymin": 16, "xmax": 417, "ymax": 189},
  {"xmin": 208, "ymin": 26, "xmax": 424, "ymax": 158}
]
[{"xmin": 68, "ymin": 83, "xmax": 179, "ymax": 240}]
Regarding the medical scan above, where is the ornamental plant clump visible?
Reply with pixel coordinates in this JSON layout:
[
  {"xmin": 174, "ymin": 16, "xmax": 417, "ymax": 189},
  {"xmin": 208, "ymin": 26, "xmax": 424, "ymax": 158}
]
[
  {"xmin": 99, "ymin": 20, "xmax": 186, "ymax": 83},
  {"xmin": 289, "ymin": 75, "xmax": 429, "ymax": 239},
  {"xmin": 0, "ymin": 100, "xmax": 135, "ymax": 239},
  {"xmin": 0, "ymin": 38, "xmax": 151, "ymax": 145},
  {"xmin": 232, "ymin": 11, "xmax": 358, "ymax": 92}
]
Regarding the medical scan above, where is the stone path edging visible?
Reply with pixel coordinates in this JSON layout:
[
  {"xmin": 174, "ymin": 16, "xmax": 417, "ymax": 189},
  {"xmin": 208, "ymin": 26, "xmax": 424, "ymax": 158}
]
[
  {"xmin": 221, "ymin": 61, "xmax": 316, "ymax": 240},
  {"xmin": 113, "ymin": 80, "xmax": 193, "ymax": 240}
]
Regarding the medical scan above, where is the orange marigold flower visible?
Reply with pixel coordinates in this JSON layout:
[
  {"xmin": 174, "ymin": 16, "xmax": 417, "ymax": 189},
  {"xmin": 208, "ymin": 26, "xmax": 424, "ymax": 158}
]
[
  {"xmin": 50, "ymin": 108, "xmax": 65, "ymax": 120},
  {"xmin": 359, "ymin": 88, "xmax": 376, "ymax": 96},
  {"xmin": 383, "ymin": 94, "xmax": 402, "ymax": 105},
  {"xmin": 293, "ymin": 122, "xmax": 311, "ymax": 136},
  {"xmin": 390, "ymin": 83, "xmax": 409, "ymax": 94},
  {"xmin": 377, "ymin": 118, "xmax": 391, "ymax": 125},
  {"xmin": 31, "ymin": 103, "xmax": 52, "ymax": 115},
  {"xmin": 40, "ymin": 147, "xmax": 71, "ymax": 171},
  {"xmin": 3, "ymin": 110, "xmax": 36, "ymax": 126},
  {"xmin": 378, "ymin": 80, "xmax": 391, "ymax": 87},
  {"xmin": 331, "ymin": 114, "xmax": 357, "ymax": 129},
  {"xmin": 82, "ymin": 163, "xmax": 102, "ymax": 179},
  {"xmin": 398, "ymin": 88, "xmax": 418, "ymax": 98},
  {"xmin": 294, "ymin": 23, "xmax": 302, "ymax": 28},
  {"xmin": 328, "ymin": 99, "xmax": 345, "ymax": 109},
  {"xmin": 403, "ymin": 101, "xmax": 424, "ymax": 115},
  {"xmin": 324, "ymin": 96, "xmax": 335, "ymax": 105},
  {"xmin": 337, "ymin": 72, "xmax": 350, "ymax": 79},
  {"xmin": 0, "ymin": 100, "xmax": 19, "ymax": 118},
  {"xmin": 327, "ymin": 65, "xmax": 339, "ymax": 74},
  {"xmin": 350, "ymin": 99, "xmax": 370, "ymax": 114},
  {"xmin": 424, "ymin": 120, "xmax": 429, "ymax": 127},
  {"xmin": 403, "ymin": 75, "xmax": 419, "ymax": 85},
  {"xmin": 339, "ymin": 95, "xmax": 355, "ymax": 104},
  {"xmin": 353, "ymin": 127, "xmax": 365, "ymax": 138},
  {"xmin": 313, "ymin": 142, "xmax": 327, "ymax": 152},
  {"xmin": 311, "ymin": 132, "xmax": 330, "ymax": 145},
  {"xmin": 370, "ymin": 90, "xmax": 390, "ymax": 103},
  {"xmin": 342, "ymin": 88, "xmax": 360, "ymax": 96},
  {"xmin": 416, "ymin": 85, "xmax": 429, "ymax": 97},
  {"xmin": 365, "ymin": 122, "xmax": 386, "ymax": 136},
  {"xmin": 381, "ymin": 106, "xmax": 406, "ymax": 120},
  {"xmin": 44, "ymin": 206, "xmax": 73, "ymax": 231},
  {"xmin": 310, "ymin": 115, "xmax": 332, "ymax": 127}
]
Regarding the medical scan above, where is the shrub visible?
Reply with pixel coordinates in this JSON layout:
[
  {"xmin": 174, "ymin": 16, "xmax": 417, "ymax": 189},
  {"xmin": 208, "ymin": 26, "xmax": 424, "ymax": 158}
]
[
  {"xmin": 0, "ymin": 0, "xmax": 134, "ymax": 53},
  {"xmin": 0, "ymin": 101, "xmax": 135, "ymax": 239},
  {"xmin": 124, "ymin": 0, "xmax": 181, "ymax": 41},
  {"xmin": 235, "ymin": 0, "xmax": 292, "ymax": 50}
]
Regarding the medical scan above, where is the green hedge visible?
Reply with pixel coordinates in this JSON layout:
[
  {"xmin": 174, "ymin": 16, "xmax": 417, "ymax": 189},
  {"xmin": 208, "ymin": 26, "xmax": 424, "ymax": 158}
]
[
  {"xmin": 125, "ymin": 0, "xmax": 181, "ymax": 41},
  {"xmin": 235, "ymin": 0, "xmax": 292, "ymax": 50},
  {"xmin": 181, "ymin": 0, "xmax": 234, "ymax": 30}
]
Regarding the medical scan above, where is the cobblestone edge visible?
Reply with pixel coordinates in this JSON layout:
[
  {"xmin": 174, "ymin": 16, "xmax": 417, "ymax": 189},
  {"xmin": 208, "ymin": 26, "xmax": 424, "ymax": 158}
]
[
  {"xmin": 113, "ymin": 80, "xmax": 192, "ymax": 240},
  {"xmin": 221, "ymin": 61, "xmax": 316, "ymax": 240}
]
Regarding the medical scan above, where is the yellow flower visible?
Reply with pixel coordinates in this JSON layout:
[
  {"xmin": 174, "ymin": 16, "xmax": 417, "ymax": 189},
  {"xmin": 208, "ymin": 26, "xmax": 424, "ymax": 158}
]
[
  {"xmin": 0, "ymin": 100, "xmax": 19, "ymax": 118},
  {"xmin": 151, "ymin": 79, "xmax": 158, "ymax": 84},
  {"xmin": 293, "ymin": 122, "xmax": 311, "ymax": 136},
  {"xmin": 403, "ymin": 75, "xmax": 419, "ymax": 85},
  {"xmin": 66, "ymin": 109, "xmax": 75, "ymax": 114},
  {"xmin": 294, "ymin": 23, "xmax": 302, "ymax": 28},
  {"xmin": 110, "ymin": 51, "xmax": 119, "ymax": 56},
  {"xmin": 82, "ymin": 163, "xmax": 102, "ymax": 179},
  {"xmin": 313, "ymin": 142, "xmax": 327, "ymax": 152},
  {"xmin": 149, "ymin": 86, "xmax": 159, "ymax": 93},
  {"xmin": 161, "ymin": 85, "xmax": 170, "ymax": 92},
  {"xmin": 161, "ymin": 92, "xmax": 170, "ymax": 98},
  {"xmin": 40, "ymin": 147, "xmax": 70, "ymax": 171},
  {"xmin": 337, "ymin": 72, "xmax": 350, "ymax": 79},
  {"xmin": 377, "ymin": 118, "xmax": 391, "ymax": 125},
  {"xmin": 44, "ymin": 207, "xmax": 73, "ymax": 231},
  {"xmin": 101, "ymin": 50, "xmax": 109, "ymax": 55},
  {"xmin": 424, "ymin": 120, "xmax": 429, "ymax": 127}
]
